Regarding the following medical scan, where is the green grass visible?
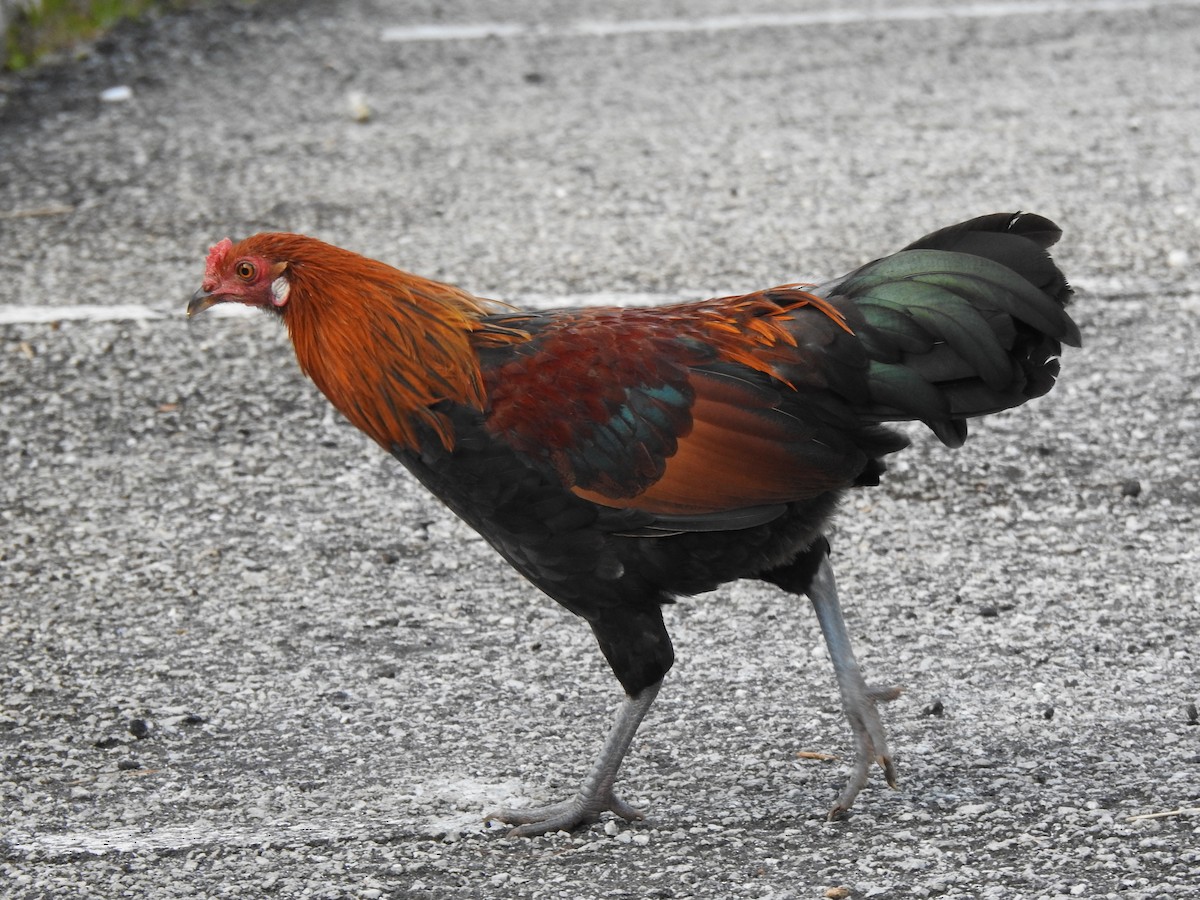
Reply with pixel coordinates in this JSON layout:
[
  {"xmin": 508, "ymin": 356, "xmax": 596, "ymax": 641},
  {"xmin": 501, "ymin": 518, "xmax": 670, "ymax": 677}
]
[{"xmin": 4, "ymin": 0, "xmax": 197, "ymax": 70}]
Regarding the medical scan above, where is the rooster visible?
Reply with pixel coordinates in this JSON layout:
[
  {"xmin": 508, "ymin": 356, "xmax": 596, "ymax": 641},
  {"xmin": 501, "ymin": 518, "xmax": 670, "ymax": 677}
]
[{"xmin": 189, "ymin": 212, "xmax": 1078, "ymax": 836}]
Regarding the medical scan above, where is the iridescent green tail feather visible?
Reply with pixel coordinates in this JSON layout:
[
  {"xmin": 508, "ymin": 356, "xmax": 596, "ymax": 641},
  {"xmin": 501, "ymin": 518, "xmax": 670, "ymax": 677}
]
[{"xmin": 822, "ymin": 212, "xmax": 1078, "ymax": 447}]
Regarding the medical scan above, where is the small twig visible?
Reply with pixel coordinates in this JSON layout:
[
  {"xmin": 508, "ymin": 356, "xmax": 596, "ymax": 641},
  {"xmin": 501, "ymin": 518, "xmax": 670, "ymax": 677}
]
[
  {"xmin": 0, "ymin": 205, "xmax": 75, "ymax": 220},
  {"xmin": 1125, "ymin": 807, "xmax": 1200, "ymax": 822}
]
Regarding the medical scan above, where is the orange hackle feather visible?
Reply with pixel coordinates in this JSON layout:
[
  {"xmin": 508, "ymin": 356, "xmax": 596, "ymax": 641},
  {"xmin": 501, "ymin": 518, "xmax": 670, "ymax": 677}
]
[
  {"xmin": 232, "ymin": 234, "xmax": 524, "ymax": 453},
  {"xmin": 684, "ymin": 287, "xmax": 852, "ymax": 389}
]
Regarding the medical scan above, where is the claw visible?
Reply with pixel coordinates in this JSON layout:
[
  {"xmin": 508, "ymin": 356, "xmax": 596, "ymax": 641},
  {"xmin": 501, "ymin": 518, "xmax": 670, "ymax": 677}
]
[
  {"xmin": 867, "ymin": 685, "xmax": 903, "ymax": 704},
  {"xmin": 825, "ymin": 679, "xmax": 902, "ymax": 819},
  {"xmin": 881, "ymin": 754, "xmax": 899, "ymax": 791}
]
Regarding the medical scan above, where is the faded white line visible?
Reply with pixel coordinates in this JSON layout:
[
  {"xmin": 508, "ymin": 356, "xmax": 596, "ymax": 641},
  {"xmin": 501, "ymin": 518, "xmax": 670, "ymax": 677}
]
[
  {"xmin": 0, "ymin": 304, "xmax": 167, "ymax": 324},
  {"xmin": 0, "ymin": 294, "xmax": 695, "ymax": 325},
  {"xmin": 0, "ymin": 280, "xmax": 1148, "ymax": 325},
  {"xmin": 2, "ymin": 776, "xmax": 521, "ymax": 857},
  {"xmin": 0, "ymin": 304, "xmax": 250, "ymax": 325},
  {"xmin": 3, "ymin": 820, "xmax": 388, "ymax": 857},
  {"xmin": 2, "ymin": 815, "xmax": 495, "ymax": 858},
  {"xmin": 381, "ymin": 0, "xmax": 1200, "ymax": 42}
]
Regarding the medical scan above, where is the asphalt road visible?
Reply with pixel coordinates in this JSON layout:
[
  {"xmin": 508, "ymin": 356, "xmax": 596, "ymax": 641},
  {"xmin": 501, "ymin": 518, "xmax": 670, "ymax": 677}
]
[{"xmin": 2, "ymin": 1, "xmax": 1199, "ymax": 897}]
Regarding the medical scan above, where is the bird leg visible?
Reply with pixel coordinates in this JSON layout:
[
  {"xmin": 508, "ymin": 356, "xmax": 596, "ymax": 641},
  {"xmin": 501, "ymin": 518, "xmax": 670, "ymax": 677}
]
[
  {"xmin": 488, "ymin": 680, "xmax": 661, "ymax": 837},
  {"xmin": 806, "ymin": 555, "xmax": 901, "ymax": 818}
]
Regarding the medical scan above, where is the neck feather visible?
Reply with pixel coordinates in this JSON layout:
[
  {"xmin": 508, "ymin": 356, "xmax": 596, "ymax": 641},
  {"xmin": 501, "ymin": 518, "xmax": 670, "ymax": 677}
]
[{"xmin": 279, "ymin": 242, "xmax": 501, "ymax": 453}]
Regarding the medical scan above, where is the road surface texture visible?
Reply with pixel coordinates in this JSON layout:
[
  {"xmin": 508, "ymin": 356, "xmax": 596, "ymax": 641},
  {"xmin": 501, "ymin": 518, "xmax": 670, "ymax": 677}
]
[{"xmin": 1, "ymin": 0, "xmax": 1198, "ymax": 897}]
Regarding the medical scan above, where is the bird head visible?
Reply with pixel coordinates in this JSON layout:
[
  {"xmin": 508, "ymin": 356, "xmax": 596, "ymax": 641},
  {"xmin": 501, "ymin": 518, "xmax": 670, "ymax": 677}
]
[{"xmin": 188, "ymin": 237, "xmax": 291, "ymax": 318}]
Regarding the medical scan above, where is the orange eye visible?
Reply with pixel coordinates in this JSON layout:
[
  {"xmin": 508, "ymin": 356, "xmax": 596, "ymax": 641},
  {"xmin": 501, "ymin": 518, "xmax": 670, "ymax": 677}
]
[{"xmin": 235, "ymin": 261, "xmax": 256, "ymax": 281}]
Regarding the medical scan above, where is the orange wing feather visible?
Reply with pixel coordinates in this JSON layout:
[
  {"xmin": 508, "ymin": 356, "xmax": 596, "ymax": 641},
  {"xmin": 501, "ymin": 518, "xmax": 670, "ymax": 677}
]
[{"xmin": 483, "ymin": 288, "xmax": 869, "ymax": 517}]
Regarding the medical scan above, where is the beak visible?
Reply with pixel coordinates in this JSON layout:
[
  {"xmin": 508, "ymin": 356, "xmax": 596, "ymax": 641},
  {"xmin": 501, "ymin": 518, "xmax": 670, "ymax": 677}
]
[{"xmin": 187, "ymin": 288, "xmax": 220, "ymax": 318}]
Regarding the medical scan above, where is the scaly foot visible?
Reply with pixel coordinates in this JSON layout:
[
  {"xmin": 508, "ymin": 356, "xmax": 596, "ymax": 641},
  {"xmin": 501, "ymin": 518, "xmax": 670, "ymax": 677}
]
[
  {"xmin": 488, "ymin": 790, "xmax": 645, "ymax": 837},
  {"xmin": 488, "ymin": 682, "xmax": 661, "ymax": 838},
  {"xmin": 804, "ymin": 554, "xmax": 903, "ymax": 819},
  {"xmin": 827, "ymin": 683, "xmax": 902, "ymax": 819}
]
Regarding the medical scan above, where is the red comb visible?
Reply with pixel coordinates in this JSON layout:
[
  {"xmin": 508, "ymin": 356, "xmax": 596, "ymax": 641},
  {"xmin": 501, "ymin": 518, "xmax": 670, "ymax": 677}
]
[{"xmin": 205, "ymin": 238, "xmax": 234, "ymax": 276}]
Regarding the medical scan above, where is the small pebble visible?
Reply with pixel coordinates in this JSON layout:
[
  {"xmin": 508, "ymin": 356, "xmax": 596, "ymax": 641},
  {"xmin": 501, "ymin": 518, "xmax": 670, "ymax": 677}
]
[
  {"xmin": 100, "ymin": 85, "xmax": 133, "ymax": 102},
  {"xmin": 348, "ymin": 91, "xmax": 372, "ymax": 123},
  {"xmin": 1120, "ymin": 479, "xmax": 1142, "ymax": 498}
]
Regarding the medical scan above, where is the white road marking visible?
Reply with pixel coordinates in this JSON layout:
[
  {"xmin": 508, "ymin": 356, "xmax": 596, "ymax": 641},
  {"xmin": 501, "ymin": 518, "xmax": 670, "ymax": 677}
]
[
  {"xmin": 0, "ymin": 278, "xmax": 1139, "ymax": 326},
  {"xmin": 2, "ymin": 816, "xmax": 489, "ymax": 857},
  {"xmin": 4, "ymin": 821, "xmax": 382, "ymax": 856},
  {"xmin": 0, "ymin": 304, "xmax": 256, "ymax": 324},
  {"xmin": 0, "ymin": 304, "xmax": 167, "ymax": 324},
  {"xmin": 0, "ymin": 294, "xmax": 691, "ymax": 325},
  {"xmin": 2, "ymin": 776, "xmax": 521, "ymax": 857},
  {"xmin": 381, "ymin": 0, "xmax": 1200, "ymax": 43}
]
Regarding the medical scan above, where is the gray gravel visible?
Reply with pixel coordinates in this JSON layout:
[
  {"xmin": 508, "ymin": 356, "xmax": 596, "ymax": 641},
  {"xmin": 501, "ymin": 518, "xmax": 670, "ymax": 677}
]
[{"xmin": 2, "ymin": 1, "xmax": 1199, "ymax": 897}]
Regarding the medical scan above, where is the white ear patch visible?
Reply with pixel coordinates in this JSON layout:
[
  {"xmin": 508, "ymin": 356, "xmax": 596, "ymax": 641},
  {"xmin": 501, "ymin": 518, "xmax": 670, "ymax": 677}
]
[{"xmin": 270, "ymin": 276, "xmax": 291, "ymax": 307}]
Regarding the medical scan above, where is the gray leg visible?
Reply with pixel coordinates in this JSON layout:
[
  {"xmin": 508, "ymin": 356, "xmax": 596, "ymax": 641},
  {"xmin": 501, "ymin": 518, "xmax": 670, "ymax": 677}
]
[
  {"xmin": 488, "ymin": 680, "xmax": 662, "ymax": 837},
  {"xmin": 807, "ymin": 555, "xmax": 900, "ymax": 818}
]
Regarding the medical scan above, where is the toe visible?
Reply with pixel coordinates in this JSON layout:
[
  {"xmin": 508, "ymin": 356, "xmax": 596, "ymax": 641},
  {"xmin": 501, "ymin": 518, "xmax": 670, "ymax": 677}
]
[{"xmin": 486, "ymin": 790, "xmax": 643, "ymax": 837}]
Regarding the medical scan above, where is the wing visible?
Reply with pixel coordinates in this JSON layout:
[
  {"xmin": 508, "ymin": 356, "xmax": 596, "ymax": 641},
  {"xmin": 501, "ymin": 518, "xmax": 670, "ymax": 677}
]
[{"xmin": 476, "ymin": 290, "xmax": 898, "ymax": 520}]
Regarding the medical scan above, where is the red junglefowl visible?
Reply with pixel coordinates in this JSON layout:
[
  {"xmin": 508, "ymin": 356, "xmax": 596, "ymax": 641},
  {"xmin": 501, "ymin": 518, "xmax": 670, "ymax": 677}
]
[{"xmin": 189, "ymin": 212, "xmax": 1078, "ymax": 837}]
